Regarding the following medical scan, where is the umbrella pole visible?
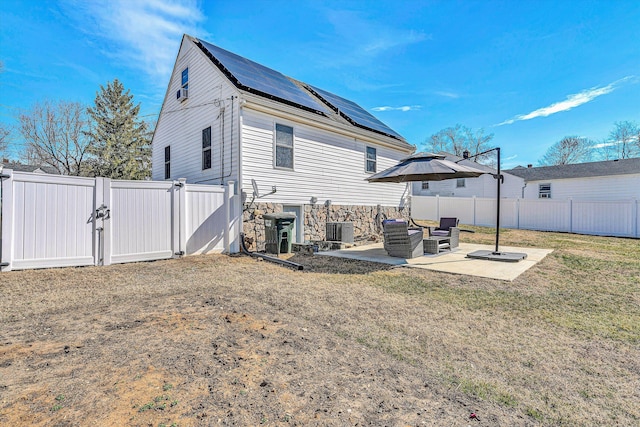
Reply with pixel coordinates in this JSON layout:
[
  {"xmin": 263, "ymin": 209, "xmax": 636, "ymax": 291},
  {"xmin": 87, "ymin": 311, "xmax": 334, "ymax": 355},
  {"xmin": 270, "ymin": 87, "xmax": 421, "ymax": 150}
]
[
  {"xmin": 465, "ymin": 147, "xmax": 527, "ymax": 262},
  {"xmin": 495, "ymin": 147, "xmax": 501, "ymax": 253}
]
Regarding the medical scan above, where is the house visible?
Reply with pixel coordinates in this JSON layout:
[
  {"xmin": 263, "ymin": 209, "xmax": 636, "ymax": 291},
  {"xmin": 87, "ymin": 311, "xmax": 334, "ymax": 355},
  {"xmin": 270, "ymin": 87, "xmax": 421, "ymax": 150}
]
[
  {"xmin": 1, "ymin": 160, "xmax": 59, "ymax": 175},
  {"xmin": 505, "ymin": 158, "xmax": 640, "ymax": 200},
  {"xmin": 151, "ymin": 35, "xmax": 415, "ymax": 249},
  {"xmin": 411, "ymin": 152, "xmax": 524, "ymax": 199}
]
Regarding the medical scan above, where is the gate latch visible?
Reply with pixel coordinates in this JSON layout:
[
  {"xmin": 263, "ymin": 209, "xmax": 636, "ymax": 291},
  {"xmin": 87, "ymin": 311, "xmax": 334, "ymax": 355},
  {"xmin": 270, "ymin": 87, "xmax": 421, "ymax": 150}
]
[{"xmin": 96, "ymin": 204, "xmax": 110, "ymax": 219}]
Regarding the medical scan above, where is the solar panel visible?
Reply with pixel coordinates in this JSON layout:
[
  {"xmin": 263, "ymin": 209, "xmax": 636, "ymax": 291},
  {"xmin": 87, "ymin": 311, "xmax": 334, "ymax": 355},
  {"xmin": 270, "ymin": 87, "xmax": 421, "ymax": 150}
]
[
  {"xmin": 306, "ymin": 85, "xmax": 404, "ymax": 140},
  {"xmin": 196, "ymin": 39, "xmax": 330, "ymax": 115}
]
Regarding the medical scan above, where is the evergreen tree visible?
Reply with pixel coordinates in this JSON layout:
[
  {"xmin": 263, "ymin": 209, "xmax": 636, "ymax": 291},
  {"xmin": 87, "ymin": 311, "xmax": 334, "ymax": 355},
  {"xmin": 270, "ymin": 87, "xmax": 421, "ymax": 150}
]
[{"xmin": 86, "ymin": 79, "xmax": 151, "ymax": 179}]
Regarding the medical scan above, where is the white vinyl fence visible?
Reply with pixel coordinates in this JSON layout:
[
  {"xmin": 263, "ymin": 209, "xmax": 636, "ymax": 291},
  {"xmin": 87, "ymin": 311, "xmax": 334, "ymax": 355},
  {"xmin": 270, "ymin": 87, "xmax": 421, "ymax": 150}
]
[
  {"xmin": 1, "ymin": 169, "xmax": 240, "ymax": 271},
  {"xmin": 412, "ymin": 195, "xmax": 639, "ymax": 238}
]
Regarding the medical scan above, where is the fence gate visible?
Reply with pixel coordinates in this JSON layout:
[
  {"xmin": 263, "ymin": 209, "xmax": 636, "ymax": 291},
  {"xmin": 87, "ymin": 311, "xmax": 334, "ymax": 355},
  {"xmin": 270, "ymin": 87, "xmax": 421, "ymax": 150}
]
[{"xmin": 1, "ymin": 170, "xmax": 237, "ymax": 272}]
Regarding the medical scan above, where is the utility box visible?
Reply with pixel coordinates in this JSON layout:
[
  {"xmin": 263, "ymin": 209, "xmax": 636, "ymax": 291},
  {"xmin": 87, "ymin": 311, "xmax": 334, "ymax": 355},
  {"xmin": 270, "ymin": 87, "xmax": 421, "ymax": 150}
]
[
  {"xmin": 326, "ymin": 222, "xmax": 354, "ymax": 243},
  {"xmin": 264, "ymin": 213, "xmax": 296, "ymax": 255}
]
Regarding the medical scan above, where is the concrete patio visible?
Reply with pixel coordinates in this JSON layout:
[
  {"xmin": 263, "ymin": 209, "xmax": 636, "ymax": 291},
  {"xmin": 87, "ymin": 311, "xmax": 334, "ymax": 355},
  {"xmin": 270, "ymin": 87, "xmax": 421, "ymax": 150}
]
[{"xmin": 316, "ymin": 242, "xmax": 553, "ymax": 281}]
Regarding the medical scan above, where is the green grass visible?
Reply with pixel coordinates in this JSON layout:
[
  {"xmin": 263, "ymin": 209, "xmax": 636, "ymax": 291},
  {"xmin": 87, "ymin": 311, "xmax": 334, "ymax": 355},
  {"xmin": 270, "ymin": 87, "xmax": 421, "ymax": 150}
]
[{"xmin": 356, "ymin": 228, "xmax": 640, "ymax": 423}]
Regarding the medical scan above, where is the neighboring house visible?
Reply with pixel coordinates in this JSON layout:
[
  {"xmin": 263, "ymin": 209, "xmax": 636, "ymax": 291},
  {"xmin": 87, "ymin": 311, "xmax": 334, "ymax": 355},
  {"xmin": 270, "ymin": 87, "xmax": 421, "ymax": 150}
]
[
  {"xmin": 411, "ymin": 153, "xmax": 524, "ymax": 199},
  {"xmin": 152, "ymin": 35, "xmax": 415, "ymax": 248},
  {"xmin": 506, "ymin": 158, "xmax": 640, "ymax": 200},
  {"xmin": 1, "ymin": 160, "xmax": 59, "ymax": 174}
]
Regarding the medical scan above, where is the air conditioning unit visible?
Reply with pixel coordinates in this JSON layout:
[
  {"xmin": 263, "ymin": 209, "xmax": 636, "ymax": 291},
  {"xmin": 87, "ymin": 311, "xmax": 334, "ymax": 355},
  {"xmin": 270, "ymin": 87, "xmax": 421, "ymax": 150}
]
[
  {"xmin": 326, "ymin": 222, "xmax": 354, "ymax": 243},
  {"xmin": 176, "ymin": 88, "xmax": 188, "ymax": 102}
]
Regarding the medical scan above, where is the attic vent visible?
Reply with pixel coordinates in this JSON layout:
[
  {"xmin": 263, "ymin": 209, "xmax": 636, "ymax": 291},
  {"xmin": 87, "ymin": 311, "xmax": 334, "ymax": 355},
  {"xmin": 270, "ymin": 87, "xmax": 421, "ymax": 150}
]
[
  {"xmin": 326, "ymin": 222, "xmax": 354, "ymax": 243},
  {"xmin": 176, "ymin": 88, "xmax": 189, "ymax": 102}
]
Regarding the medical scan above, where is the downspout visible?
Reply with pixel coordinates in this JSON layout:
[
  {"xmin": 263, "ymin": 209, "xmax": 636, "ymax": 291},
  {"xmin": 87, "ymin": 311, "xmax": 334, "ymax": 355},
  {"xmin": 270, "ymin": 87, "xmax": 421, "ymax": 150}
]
[
  {"xmin": 237, "ymin": 96, "xmax": 244, "ymax": 253},
  {"xmin": 194, "ymin": 95, "xmax": 235, "ymax": 184}
]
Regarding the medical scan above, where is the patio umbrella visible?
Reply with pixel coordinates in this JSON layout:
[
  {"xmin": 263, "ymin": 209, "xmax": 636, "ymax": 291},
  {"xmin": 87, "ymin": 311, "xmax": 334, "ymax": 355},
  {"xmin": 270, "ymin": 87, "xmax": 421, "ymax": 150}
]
[
  {"xmin": 366, "ymin": 152, "xmax": 485, "ymax": 183},
  {"xmin": 367, "ymin": 150, "xmax": 526, "ymax": 262}
]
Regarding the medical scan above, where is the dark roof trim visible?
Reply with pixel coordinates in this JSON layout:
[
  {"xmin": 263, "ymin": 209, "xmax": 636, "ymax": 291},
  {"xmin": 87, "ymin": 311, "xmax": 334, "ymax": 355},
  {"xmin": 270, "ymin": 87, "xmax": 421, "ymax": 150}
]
[{"xmin": 193, "ymin": 40, "xmax": 328, "ymax": 117}]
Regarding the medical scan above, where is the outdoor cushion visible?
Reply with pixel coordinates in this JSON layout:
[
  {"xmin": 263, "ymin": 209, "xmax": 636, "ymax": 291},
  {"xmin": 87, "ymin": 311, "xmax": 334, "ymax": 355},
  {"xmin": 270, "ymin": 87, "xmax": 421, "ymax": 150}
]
[{"xmin": 437, "ymin": 217, "xmax": 459, "ymax": 231}]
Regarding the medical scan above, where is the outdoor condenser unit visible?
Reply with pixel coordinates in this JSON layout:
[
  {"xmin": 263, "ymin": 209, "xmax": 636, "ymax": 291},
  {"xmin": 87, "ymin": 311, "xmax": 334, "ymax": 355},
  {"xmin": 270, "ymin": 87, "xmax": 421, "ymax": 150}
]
[{"xmin": 326, "ymin": 222, "xmax": 354, "ymax": 243}]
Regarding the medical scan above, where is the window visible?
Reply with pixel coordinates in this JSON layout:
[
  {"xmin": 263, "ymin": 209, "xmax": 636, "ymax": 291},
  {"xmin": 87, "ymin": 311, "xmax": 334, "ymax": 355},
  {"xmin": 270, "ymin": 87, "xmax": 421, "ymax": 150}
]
[
  {"xmin": 177, "ymin": 68, "xmax": 189, "ymax": 100},
  {"xmin": 275, "ymin": 124, "xmax": 293, "ymax": 169},
  {"xmin": 366, "ymin": 146, "xmax": 377, "ymax": 173},
  {"xmin": 164, "ymin": 146, "xmax": 171, "ymax": 179},
  {"xmin": 539, "ymin": 183, "xmax": 551, "ymax": 198},
  {"xmin": 202, "ymin": 127, "xmax": 212, "ymax": 170},
  {"xmin": 421, "ymin": 181, "xmax": 429, "ymax": 190},
  {"xmin": 181, "ymin": 68, "xmax": 189, "ymax": 90},
  {"xmin": 456, "ymin": 178, "xmax": 466, "ymax": 188}
]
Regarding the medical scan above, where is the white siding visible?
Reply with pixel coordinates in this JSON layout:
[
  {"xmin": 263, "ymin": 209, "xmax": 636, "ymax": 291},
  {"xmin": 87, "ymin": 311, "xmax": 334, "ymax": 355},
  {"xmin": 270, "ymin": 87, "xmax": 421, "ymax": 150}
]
[
  {"xmin": 412, "ymin": 173, "xmax": 524, "ymax": 198},
  {"xmin": 152, "ymin": 37, "xmax": 240, "ymax": 185},
  {"xmin": 522, "ymin": 174, "xmax": 640, "ymax": 200},
  {"xmin": 241, "ymin": 109, "xmax": 408, "ymax": 206}
]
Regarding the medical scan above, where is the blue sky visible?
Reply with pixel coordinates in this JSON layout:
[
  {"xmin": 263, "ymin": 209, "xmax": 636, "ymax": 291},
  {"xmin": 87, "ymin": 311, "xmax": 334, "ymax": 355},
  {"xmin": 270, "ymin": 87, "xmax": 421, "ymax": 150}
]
[{"xmin": 1, "ymin": 0, "xmax": 639, "ymax": 168}]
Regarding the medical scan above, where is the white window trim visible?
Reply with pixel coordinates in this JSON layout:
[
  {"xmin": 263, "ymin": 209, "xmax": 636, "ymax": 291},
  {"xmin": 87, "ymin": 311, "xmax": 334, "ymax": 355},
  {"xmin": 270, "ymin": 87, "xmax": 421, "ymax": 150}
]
[
  {"xmin": 539, "ymin": 183, "xmax": 551, "ymax": 199},
  {"xmin": 202, "ymin": 126, "xmax": 212, "ymax": 170},
  {"xmin": 164, "ymin": 146, "xmax": 171, "ymax": 180},
  {"xmin": 274, "ymin": 123, "xmax": 294, "ymax": 170},
  {"xmin": 181, "ymin": 67, "xmax": 189, "ymax": 90},
  {"xmin": 456, "ymin": 178, "xmax": 466, "ymax": 188},
  {"xmin": 365, "ymin": 146, "xmax": 377, "ymax": 173}
]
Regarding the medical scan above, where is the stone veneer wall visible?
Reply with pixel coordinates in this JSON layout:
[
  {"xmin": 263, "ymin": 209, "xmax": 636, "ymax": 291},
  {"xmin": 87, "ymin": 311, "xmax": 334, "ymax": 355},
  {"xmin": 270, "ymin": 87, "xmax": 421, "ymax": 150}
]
[{"xmin": 242, "ymin": 202, "xmax": 409, "ymax": 251}]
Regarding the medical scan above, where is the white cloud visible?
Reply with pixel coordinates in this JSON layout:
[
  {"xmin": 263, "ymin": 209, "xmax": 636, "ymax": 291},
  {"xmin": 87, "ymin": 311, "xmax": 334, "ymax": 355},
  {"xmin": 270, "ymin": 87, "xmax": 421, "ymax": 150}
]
[
  {"xmin": 371, "ymin": 105, "xmax": 421, "ymax": 112},
  {"xmin": 435, "ymin": 91, "xmax": 460, "ymax": 99},
  {"xmin": 496, "ymin": 76, "xmax": 635, "ymax": 126},
  {"xmin": 312, "ymin": 9, "xmax": 430, "ymax": 69},
  {"xmin": 62, "ymin": 0, "xmax": 206, "ymax": 81}
]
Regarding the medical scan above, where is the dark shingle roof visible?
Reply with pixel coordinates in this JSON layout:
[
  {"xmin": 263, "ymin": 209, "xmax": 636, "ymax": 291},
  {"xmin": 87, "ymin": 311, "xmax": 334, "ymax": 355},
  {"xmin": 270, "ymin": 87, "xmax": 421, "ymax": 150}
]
[
  {"xmin": 505, "ymin": 158, "xmax": 640, "ymax": 181},
  {"xmin": 2, "ymin": 162, "xmax": 59, "ymax": 174}
]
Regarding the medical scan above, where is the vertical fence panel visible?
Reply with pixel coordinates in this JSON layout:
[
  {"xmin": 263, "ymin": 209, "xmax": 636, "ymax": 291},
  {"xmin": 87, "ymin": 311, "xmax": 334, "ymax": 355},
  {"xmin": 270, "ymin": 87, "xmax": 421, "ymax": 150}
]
[
  {"xmin": 438, "ymin": 196, "xmax": 476, "ymax": 224},
  {"xmin": 109, "ymin": 180, "xmax": 174, "ymax": 264},
  {"xmin": 519, "ymin": 199, "xmax": 570, "ymax": 232},
  {"xmin": 1, "ymin": 169, "xmax": 14, "ymax": 271},
  {"xmin": 475, "ymin": 197, "xmax": 497, "ymax": 227},
  {"xmin": 1, "ymin": 172, "xmax": 241, "ymax": 272},
  {"xmin": 411, "ymin": 195, "xmax": 639, "ymax": 238},
  {"xmin": 4, "ymin": 171, "xmax": 96, "ymax": 270},
  {"xmin": 410, "ymin": 195, "xmax": 438, "ymax": 220},
  {"xmin": 572, "ymin": 200, "xmax": 635, "ymax": 237},
  {"xmin": 184, "ymin": 184, "xmax": 227, "ymax": 255},
  {"xmin": 499, "ymin": 198, "xmax": 519, "ymax": 228}
]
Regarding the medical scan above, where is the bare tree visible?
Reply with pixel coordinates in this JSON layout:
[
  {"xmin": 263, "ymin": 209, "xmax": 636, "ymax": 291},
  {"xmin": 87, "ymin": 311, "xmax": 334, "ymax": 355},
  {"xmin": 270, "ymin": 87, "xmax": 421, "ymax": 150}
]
[
  {"xmin": 538, "ymin": 136, "xmax": 593, "ymax": 165},
  {"xmin": 425, "ymin": 124, "xmax": 495, "ymax": 165},
  {"xmin": 0, "ymin": 122, "xmax": 9, "ymax": 157},
  {"xmin": 18, "ymin": 100, "xmax": 91, "ymax": 175},
  {"xmin": 608, "ymin": 120, "xmax": 639, "ymax": 159}
]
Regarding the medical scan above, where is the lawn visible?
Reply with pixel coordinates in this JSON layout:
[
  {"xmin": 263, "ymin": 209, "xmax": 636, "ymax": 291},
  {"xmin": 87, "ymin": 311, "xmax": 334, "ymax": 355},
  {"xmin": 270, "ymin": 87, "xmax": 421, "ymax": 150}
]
[{"xmin": 1, "ymin": 227, "xmax": 638, "ymax": 426}]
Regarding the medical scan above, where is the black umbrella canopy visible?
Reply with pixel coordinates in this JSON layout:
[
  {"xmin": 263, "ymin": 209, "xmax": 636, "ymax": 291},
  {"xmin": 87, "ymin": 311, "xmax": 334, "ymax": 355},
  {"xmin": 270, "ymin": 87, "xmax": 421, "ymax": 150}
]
[{"xmin": 366, "ymin": 152, "xmax": 486, "ymax": 183}]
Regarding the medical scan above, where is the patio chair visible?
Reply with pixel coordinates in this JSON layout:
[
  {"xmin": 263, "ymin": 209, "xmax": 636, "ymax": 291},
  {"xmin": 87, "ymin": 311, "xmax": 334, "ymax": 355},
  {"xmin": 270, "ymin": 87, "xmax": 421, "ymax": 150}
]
[
  {"xmin": 383, "ymin": 219, "xmax": 424, "ymax": 259},
  {"xmin": 427, "ymin": 217, "xmax": 460, "ymax": 249}
]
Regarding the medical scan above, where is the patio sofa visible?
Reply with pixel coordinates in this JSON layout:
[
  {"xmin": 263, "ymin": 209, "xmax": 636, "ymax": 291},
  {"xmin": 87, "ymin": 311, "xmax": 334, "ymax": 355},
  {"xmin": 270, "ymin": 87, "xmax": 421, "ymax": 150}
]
[{"xmin": 383, "ymin": 219, "xmax": 424, "ymax": 259}]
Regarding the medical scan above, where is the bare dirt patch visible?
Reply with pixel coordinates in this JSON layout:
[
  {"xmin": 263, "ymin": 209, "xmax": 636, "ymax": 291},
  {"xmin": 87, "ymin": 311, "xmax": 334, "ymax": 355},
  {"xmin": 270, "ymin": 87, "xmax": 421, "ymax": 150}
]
[{"xmin": 1, "ymin": 229, "xmax": 639, "ymax": 426}]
